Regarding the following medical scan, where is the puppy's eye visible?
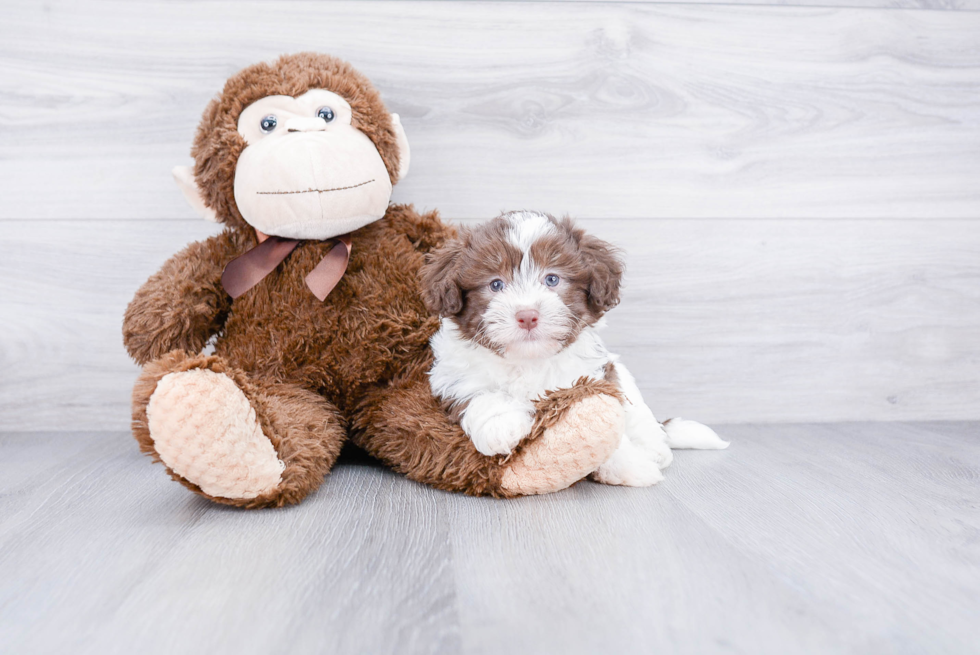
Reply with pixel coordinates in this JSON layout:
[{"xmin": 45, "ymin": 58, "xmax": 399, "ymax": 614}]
[
  {"xmin": 489, "ymin": 279, "xmax": 506, "ymax": 292},
  {"xmin": 317, "ymin": 107, "xmax": 335, "ymax": 122},
  {"xmin": 260, "ymin": 115, "xmax": 278, "ymax": 133},
  {"xmin": 544, "ymin": 274, "xmax": 560, "ymax": 287}
]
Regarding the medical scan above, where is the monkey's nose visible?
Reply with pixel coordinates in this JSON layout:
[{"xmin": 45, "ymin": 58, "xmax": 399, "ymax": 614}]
[
  {"xmin": 286, "ymin": 117, "xmax": 328, "ymax": 133},
  {"xmin": 515, "ymin": 309, "xmax": 540, "ymax": 331}
]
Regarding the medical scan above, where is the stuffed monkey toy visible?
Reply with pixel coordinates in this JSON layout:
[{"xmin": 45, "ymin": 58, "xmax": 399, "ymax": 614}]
[{"xmin": 122, "ymin": 53, "xmax": 626, "ymax": 508}]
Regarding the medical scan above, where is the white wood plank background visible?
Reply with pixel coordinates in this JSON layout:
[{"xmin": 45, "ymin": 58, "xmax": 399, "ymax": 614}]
[
  {"xmin": 2, "ymin": 218, "xmax": 977, "ymax": 430},
  {"xmin": 1, "ymin": 0, "xmax": 978, "ymax": 428},
  {"xmin": 1, "ymin": 1, "xmax": 978, "ymax": 220}
]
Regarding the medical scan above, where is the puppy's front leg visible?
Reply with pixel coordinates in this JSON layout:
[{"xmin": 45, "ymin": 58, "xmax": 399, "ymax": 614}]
[{"xmin": 460, "ymin": 392, "xmax": 535, "ymax": 456}]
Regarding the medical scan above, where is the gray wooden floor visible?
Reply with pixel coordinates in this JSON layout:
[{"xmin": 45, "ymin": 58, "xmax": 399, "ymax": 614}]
[{"xmin": 1, "ymin": 423, "xmax": 976, "ymax": 655}]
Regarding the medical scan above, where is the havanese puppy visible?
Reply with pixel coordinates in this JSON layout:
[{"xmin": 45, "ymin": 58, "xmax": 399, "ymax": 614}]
[{"xmin": 420, "ymin": 210, "xmax": 728, "ymax": 487}]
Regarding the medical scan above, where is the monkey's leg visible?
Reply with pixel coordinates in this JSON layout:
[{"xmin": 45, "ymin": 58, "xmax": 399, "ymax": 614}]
[
  {"xmin": 132, "ymin": 350, "xmax": 346, "ymax": 508},
  {"xmin": 351, "ymin": 372, "xmax": 623, "ymax": 497}
]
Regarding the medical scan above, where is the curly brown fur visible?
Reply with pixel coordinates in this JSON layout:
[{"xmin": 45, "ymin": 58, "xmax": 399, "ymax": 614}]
[
  {"xmin": 127, "ymin": 204, "xmax": 458, "ymax": 506},
  {"xmin": 351, "ymin": 355, "xmax": 508, "ymax": 497},
  {"xmin": 123, "ymin": 230, "xmax": 249, "ymax": 365},
  {"xmin": 128, "ymin": 207, "xmax": 624, "ymax": 505},
  {"xmin": 191, "ymin": 53, "xmax": 403, "ymax": 231},
  {"xmin": 126, "ymin": 56, "xmax": 622, "ymax": 507}
]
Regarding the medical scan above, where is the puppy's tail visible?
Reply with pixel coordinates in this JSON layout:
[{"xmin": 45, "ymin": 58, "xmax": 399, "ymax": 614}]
[{"xmin": 662, "ymin": 418, "xmax": 729, "ymax": 450}]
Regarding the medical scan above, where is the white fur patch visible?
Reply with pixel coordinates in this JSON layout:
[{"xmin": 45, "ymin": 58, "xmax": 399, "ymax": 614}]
[
  {"xmin": 430, "ymin": 318, "xmax": 611, "ymax": 409},
  {"xmin": 460, "ymin": 391, "xmax": 535, "ymax": 456},
  {"xmin": 504, "ymin": 211, "xmax": 556, "ymax": 254},
  {"xmin": 663, "ymin": 418, "xmax": 730, "ymax": 449}
]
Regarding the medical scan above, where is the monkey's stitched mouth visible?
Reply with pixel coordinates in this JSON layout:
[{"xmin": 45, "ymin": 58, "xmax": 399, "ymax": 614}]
[{"xmin": 256, "ymin": 179, "xmax": 375, "ymax": 195}]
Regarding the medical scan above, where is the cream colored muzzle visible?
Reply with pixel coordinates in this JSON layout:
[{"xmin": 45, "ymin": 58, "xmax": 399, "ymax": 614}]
[
  {"xmin": 233, "ymin": 121, "xmax": 393, "ymax": 240},
  {"xmin": 173, "ymin": 89, "xmax": 409, "ymax": 237}
]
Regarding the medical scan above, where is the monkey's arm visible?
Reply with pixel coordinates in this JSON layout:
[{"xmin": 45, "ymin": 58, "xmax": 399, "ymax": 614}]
[{"xmin": 123, "ymin": 230, "xmax": 242, "ymax": 366}]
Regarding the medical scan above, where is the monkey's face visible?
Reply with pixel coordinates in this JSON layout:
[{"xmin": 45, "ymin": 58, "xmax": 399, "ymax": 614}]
[{"xmin": 233, "ymin": 89, "xmax": 394, "ymax": 240}]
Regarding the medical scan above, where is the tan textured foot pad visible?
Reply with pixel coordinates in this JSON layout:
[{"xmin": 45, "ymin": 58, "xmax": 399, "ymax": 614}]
[
  {"xmin": 501, "ymin": 394, "xmax": 625, "ymax": 495},
  {"xmin": 146, "ymin": 369, "xmax": 284, "ymax": 500}
]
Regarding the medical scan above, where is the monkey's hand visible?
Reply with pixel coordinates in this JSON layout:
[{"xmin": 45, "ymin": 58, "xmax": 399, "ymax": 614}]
[{"xmin": 123, "ymin": 230, "xmax": 241, "ymax": 365}]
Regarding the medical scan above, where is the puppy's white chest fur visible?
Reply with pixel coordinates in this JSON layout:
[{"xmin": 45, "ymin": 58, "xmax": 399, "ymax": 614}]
[{"xmin": 429, "ymin": 318, "xmax": 613, "ymax": 405}]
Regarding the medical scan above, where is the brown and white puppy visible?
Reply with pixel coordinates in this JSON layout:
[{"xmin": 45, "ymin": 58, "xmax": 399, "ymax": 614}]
[{"xmin": 421, "ymin": 211, "xmax": 728, "ymax": 487}]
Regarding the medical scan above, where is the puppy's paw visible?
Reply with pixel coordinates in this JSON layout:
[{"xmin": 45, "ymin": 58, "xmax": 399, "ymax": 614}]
[
  {"xmin": 637, "ymin": 426, "xmax": 674, "ymax": 470},
  {"xmin": 592, "ymin": 435, "xmax": 665, "ymax": 487},
  {"xmin": 624, "ymin": 417, "xmax": 674, "ymax": 470},
  {"xmin": 594, "ymin": 458, "xmax": 665, "ymax": 487},
  {"xmin": 461, "ymin": 394, "xmax": 534, "ymax": 456}
]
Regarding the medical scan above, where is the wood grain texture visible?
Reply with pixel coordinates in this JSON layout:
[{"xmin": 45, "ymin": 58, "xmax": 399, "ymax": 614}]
[
  {"xmin": 1, "ymin": 218, "xmax": 977, "ymax": 430},
  {"xmin": 0, "ymin": 434, "xmax": 460, "ymax": 655},
  {"xmin": 0, "ymin": 423, "xmax": 977, "ymax": 654},
  {"xmin": 446, "ymin": 421, "xmax": 980, "ymax": 654},
  {"xmin": 436, "ymin": 0, "xmax": 980, "ymax": 7},
  {"xmin": 1, "ymin": 1, "xmax": 978, "ymax": 220}
]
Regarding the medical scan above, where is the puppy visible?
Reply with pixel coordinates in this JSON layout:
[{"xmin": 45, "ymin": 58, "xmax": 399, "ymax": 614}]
[{"xmin": 420, "ymin": 211, "xmax": 728, "ymax": 487}]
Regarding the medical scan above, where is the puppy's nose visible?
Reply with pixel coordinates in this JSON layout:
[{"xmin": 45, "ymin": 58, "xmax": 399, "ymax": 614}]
[{"xmin": 515, "ymin": 309, "xmax": 539, "ymax": 331}]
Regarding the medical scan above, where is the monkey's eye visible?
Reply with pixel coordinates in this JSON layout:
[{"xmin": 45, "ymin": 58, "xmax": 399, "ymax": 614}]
[
  {"xmin": 317, "ymin": 107, "xmax": 335, "ymax": 122},
  {"xmin": 544, "ymin": 274, "xmax": 560, "ymax": 287},
  {"xmin": 259, "ymin": 115, "xmax": 278, "ymax": 133},
  {"xmin": 489, "ymin": 279, "xmax": 506, "ymax": 292}
]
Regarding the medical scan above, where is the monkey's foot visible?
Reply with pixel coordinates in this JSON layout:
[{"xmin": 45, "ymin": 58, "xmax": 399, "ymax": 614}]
[
  {"xmin": 500, "ymin": 393, "xmax": 624, "ymax": 495},
  {"xmin": 146, "ymin": 369, "xmax": 285, "ymax": 499}
]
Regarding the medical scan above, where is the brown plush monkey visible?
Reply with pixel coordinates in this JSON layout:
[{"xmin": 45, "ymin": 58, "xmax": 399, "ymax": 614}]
[{"xmin": 123, "ymin": 53, "xmax": 625, "ymax": 508}]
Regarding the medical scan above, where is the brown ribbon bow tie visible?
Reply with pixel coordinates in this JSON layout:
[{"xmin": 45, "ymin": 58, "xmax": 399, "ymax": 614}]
[{"xmin": 221, "ymin": 234, "xmax": 352, "ymax": 302}]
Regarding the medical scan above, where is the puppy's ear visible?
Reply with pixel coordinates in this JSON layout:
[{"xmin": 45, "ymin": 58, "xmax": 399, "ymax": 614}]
[
  {"xmin": 580, "ymin": 234, "xmax": 624, "ymax": 315},
  {"xmin": 420, "ymin": 239, "xmax": 465, "ymax": 316}
]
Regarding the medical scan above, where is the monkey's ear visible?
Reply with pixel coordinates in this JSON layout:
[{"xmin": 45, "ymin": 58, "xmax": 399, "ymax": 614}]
[
  {"xmin": 391, "ymin": 114, "xmax": 411, "ymax": 182},
  {"xmin": 420, "ymin": 239, "xmax": 464, "ymax": 317},
  {"xmin": 172, "ymin": 165, "xmax": 218, "ymax": 222}
]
